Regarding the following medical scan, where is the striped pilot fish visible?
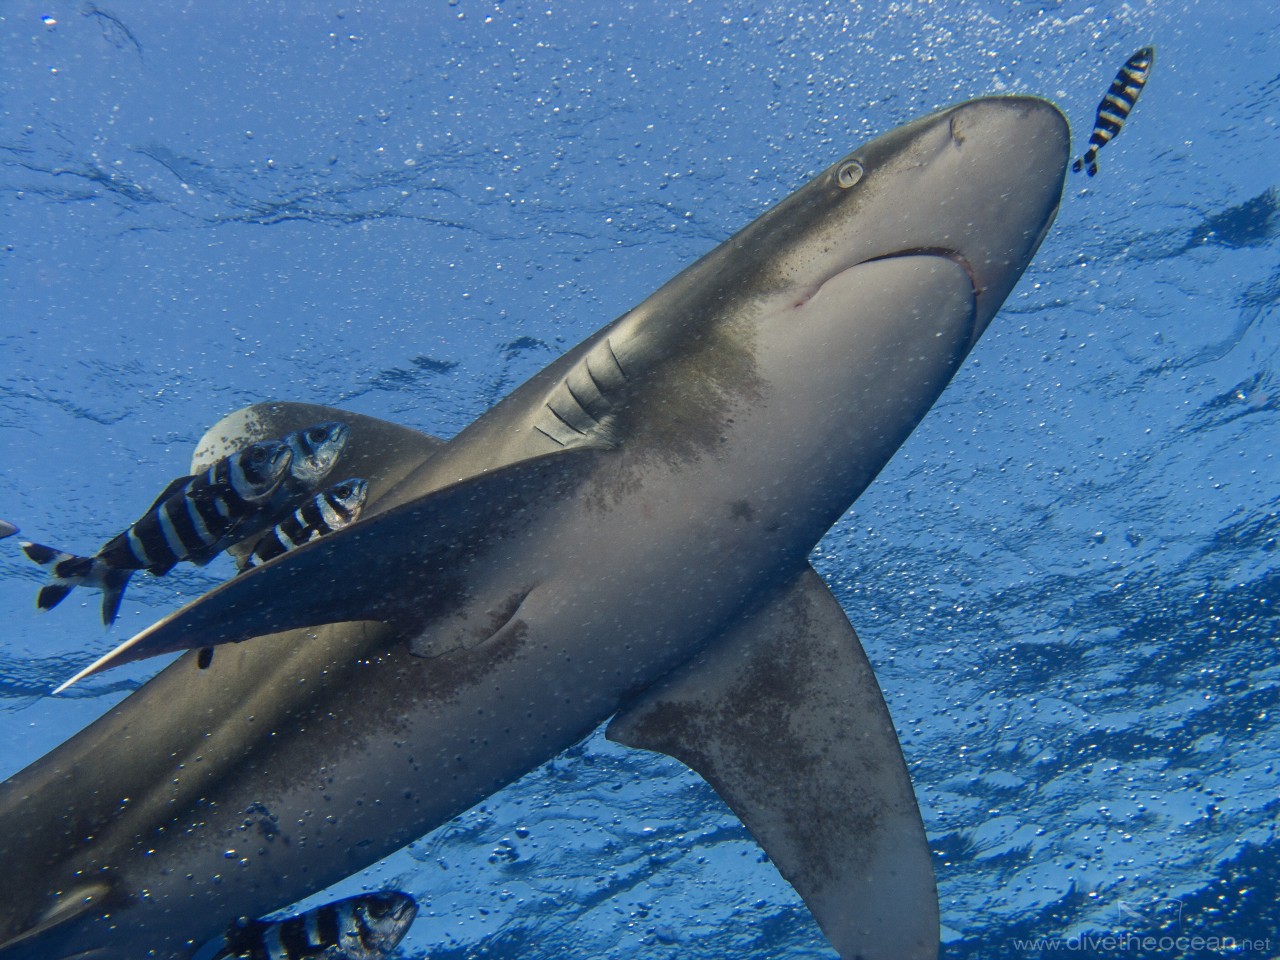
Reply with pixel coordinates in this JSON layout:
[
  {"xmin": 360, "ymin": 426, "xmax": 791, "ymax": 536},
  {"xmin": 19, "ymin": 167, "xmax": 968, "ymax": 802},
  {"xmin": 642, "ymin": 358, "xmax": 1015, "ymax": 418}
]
[
  {"xmin": 239, "ymin": 419, "xmax": 350, "ymax": 542},
  {"xmin": 209, "ymin": 891, "xmax": 417, "ymax": 960},
  {"xmin": 196, "ymin": 478, "xmax": 368, "ymax": 670},
  {"xmin": 238, "ymin": 478, "xmax": 368, "ymax": 572},
  {"xmin": 283, "ymin": 421, "xmax": 350, "ymax": 488},
  {"xmin": 21, "ymin": 439, "xmax": 293, "ymax": 625},
  {"xmin": 1073, "ymin": 46, "xmax": 1154, "ymax": 177},
  {"xmin": 208, "ymin": 420, "xmax": 352, "ymax": 554}
]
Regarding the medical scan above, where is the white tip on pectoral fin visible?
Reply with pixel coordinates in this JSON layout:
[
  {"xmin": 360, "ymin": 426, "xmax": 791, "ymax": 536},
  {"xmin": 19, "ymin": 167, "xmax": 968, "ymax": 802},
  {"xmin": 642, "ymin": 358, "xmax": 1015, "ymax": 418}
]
[
  {"xmin": 608, "ymin": 566, "xmax": 938, "ymax": 960},
  {"xmin": 52, "ymin": 632, "xmax": 161, "ymax": 695}
]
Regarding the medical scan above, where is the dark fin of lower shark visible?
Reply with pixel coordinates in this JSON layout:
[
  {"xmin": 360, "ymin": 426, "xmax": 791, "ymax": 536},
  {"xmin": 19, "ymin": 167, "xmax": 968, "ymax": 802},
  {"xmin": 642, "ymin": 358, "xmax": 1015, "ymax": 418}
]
[
  {"xmin": 0, "ymin": 881, "xmax": 115, "ymax": 957},
  {"xmin": 53, "ymin": 447, "xmax": 603, "ymax": 693},
  {"xmin": 608, "ymin": 566, "xmax": 939, "ymax": 960}
]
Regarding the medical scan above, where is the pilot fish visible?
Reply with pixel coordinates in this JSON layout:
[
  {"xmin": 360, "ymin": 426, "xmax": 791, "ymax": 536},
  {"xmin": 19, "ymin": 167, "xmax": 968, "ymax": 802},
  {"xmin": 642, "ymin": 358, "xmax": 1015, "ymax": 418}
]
[
  {"xmin": 1073, "ymin": 46, "xmax": 1154, "ymax": 177},
  {"xmin": 21, "ymin": 439, "xmax": 293, "ymax": 625},
  {"xmin": 194, "ymin": 478, "xmax": 368, "ymax": 671},
  {"xmin": 238, "ymin": 478, "xmax": 368, "ymax": 572},
  {"xmin": 209, "ymin": 891, "xmax": 417, "ymax": 960},
  {"xmin": 219, "ymin": 421, "xmax": 352, "ymax": 553}
]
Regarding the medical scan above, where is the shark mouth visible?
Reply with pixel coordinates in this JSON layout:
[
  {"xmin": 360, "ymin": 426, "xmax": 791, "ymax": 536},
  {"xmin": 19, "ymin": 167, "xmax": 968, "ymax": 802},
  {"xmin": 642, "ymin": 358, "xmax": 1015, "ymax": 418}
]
[
  {"xmin": 792, "ymin": 248, "xmax": 979, "ymax": 313},
  {"xmin": 861, "ymin": 248, "xmax": 982, "ymax": 299}
]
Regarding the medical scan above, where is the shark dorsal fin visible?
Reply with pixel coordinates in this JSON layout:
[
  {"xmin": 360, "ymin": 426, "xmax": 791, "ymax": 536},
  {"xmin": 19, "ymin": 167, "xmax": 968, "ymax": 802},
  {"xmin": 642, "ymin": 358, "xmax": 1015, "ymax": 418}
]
[{"xmin": 193, "ymin": 401, "xmax": 446, "ymax": 506}]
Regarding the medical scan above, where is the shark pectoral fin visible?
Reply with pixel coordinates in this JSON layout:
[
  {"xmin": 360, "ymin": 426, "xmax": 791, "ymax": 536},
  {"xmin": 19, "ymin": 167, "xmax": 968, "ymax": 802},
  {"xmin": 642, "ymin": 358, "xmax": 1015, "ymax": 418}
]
[
  {"xmin": 53, "ymin": 449, "xmax": 602, "ymax": 693},
  {"xmin": 607, "ymin": 567, "xmax": 938, "ymax": 960}
]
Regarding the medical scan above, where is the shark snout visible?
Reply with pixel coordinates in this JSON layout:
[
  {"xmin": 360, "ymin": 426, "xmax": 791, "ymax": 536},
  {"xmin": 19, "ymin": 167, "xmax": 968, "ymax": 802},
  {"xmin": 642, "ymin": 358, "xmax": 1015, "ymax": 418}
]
[{"xmin": 931, "ymin": 96, "xmax": 1069, "ymax": 338}]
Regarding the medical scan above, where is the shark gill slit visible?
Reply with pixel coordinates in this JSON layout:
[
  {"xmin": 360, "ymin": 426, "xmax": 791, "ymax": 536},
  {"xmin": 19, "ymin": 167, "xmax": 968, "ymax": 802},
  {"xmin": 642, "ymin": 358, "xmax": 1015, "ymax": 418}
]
[
  {"xmin": 564, "ymin": 381, "xmax": 599, "ymax": 426},
  {"xmin": 583, "ymin": 357, "xmax": 606, "ymax": 396},
  {"xmin": 604, "ymin": 337, "xmax": 628, "ymax": 381},
  {"xmin": 534, "ymin": 400, "xmax": 586, "ymax": 447},
  {"xmin": 547, "ymin": 398, "xmax": 589, "ymax": 434},
  {"xmin": 533, "ymin": 425, "xmax": 567, "ymax": 446}
]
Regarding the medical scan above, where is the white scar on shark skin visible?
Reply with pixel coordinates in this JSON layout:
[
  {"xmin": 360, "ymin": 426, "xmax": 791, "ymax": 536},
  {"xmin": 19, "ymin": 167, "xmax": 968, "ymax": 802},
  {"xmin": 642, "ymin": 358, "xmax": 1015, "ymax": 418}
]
[{"xmin": 0, "ymin": 95, "xmax": 1069, "ymax": 960}]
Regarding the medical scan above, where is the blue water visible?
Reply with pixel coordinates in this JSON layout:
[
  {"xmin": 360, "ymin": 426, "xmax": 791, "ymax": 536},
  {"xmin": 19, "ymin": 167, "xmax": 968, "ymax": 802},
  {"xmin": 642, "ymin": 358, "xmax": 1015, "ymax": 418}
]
[{"xmin": 2, "ymin": 2, "xmax": 1277, "ymax": 958}]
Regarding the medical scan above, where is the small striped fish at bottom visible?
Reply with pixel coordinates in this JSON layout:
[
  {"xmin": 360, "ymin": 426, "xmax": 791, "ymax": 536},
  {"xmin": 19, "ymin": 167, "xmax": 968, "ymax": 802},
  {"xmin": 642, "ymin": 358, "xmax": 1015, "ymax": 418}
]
[
  {"xmin": 211, "ymin": 891, "xmax": 417, "ymax": 960},
  {"xmin": 1073, "ymin": 46, "xmax": 1154, "ymax": 177}
]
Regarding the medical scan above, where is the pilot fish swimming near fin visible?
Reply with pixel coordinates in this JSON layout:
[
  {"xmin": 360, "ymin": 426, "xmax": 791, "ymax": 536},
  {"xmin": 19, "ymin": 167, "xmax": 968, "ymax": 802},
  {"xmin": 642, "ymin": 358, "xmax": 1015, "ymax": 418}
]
[
  {"xmin": 21, "ymin": 439, "xmax": 294, "ymax": 625},
  {"xmin": 197, "ymin": 478, "xmax": 369, "ymax": 670},
  {"xmin": 238, "ymin": 478, "xmax": 368, "ymax": 573},
  {"xmin": 20, "ymin": 422, "xmax": 349, "ymax": 625},
  {"xmin": 207, "ymin": 421, "xmax": 352, "ymax": 559},
  {"xmin": 1073, "ymin": 46, "xmax": 1154, "ymax": 176},
  {"xmin": 204, "ymin": 891, "xmax": 417, "ymax": 960}
]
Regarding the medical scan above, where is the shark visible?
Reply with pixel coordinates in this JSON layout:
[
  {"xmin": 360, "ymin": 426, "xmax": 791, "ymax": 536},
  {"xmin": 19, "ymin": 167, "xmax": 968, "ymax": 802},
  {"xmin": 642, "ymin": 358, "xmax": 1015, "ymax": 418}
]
[{"xmin": 0, "ymin": 94, "xmax": 1069, "ymax": 960}]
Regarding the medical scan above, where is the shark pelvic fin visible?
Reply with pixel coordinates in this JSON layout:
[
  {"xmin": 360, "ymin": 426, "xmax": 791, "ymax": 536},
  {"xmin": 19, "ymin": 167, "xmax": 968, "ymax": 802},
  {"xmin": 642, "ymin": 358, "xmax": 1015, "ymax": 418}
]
[
  {"xmin": 54, "ymin": 448, "xmax": 602, "ymax": 693},
  {"xmin": 607, "ymin": 566, "xmax": 939, "ymax": 960}
]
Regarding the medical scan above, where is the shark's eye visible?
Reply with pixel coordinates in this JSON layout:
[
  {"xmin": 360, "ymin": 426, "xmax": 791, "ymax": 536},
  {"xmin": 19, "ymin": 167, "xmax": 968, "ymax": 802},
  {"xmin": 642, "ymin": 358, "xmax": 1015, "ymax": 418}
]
[{"xmin": 835, "ymin": 159, "xmax": 864, "ymax": 189}]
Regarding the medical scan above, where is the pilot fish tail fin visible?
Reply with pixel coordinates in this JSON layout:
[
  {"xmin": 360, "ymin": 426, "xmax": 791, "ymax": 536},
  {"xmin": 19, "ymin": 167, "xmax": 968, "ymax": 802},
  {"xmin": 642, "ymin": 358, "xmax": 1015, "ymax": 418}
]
[
  {"xmin": 22, "ymin": 542, "xmax": 100, "ymax": 613},
  {"xmin": 22, "ymin": 542, "xmax": 136, "ymax": 625}
]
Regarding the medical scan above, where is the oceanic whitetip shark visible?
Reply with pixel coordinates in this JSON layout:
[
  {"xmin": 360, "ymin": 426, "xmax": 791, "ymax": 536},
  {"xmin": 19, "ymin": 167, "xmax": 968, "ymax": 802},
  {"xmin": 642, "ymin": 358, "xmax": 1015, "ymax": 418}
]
[{"xmin": 0, "ymin": 95, "xmax": 1069, "ymax": 960}]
